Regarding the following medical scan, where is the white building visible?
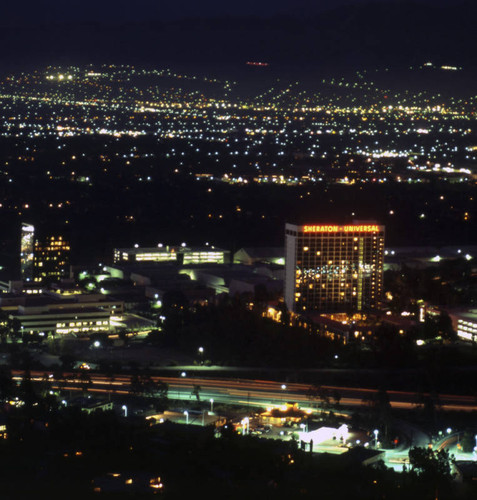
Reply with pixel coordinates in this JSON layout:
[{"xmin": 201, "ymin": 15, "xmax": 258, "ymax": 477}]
[{"xmin": 449, "ymin": 309, "xmax": 477, "ymax": 342}]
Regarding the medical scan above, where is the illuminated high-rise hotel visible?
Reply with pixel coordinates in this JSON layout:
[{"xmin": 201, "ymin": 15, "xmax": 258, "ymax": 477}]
[{"xmin": 284, "ymin": 223, "xmax": 385, "ymax": 314}]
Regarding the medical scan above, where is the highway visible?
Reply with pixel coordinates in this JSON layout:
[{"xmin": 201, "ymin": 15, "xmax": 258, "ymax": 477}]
[
  {"xmin": 11, "ymin": 369, "xmax": 477, "ymax": 413},
  {"xmin": 14, "ymin": 368, "xmax": 477, "ymax": 471}
]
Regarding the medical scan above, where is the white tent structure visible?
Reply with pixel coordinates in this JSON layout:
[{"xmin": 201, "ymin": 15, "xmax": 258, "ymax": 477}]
[{"xmin": 298, "ymin": 424, "xmax": 349, "ymax": 445}]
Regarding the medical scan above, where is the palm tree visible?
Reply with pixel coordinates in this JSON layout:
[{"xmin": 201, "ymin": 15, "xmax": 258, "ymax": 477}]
[
  {"xmin": 305, "ymin": 384, "xmax": 320, "ymax": 408},
  {"xmin": 78, "ymin": 371, "xmax": 92, "ymax": 396},
  {"xmin": 192, "ymin": 385, "xmax": 201, "ymax": 402}
]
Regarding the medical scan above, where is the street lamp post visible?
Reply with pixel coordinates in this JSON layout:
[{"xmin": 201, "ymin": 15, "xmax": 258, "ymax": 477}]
[
  {"xmin": 122, "ymin": 405, "xmax": 127, "ymax": 417},
  {"xmin": 281, "ymin": 384, "xmax": 287, "ymax": 403},
  {"xmin": 210, "ymin": 398, "xmax": 214, "ymax": 413},
  {"xmin": 374, "ymin": 429, "xmax": 379, "ymax": 448},
  {"xmin": 184, "ymin": 410, "xmax": 189, "ymax": 424},
  {"xmin": 198, "ymin": 347, "xmax": 204, "ymax": 365}
]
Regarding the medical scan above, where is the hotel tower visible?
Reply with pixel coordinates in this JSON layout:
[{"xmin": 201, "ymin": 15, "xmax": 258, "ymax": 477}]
[{"xmin": 284, "ymin": 222, "xmax": 385, "ymax": 313}]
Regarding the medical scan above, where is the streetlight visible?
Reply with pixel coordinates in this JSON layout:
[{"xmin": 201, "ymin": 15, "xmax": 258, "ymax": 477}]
[
  {"xmin": 198, "ymin": 347, "xmax": 204, "ymax": 365},
  {"xmin": 184, "ymin": 410, "xmax": 189, "ymax": 424},
  {"xmin": 210, "ymin": 398, "xmax": 214, "ymax": 413},
  {"xmin": 447, "ymin": 427, "xmax": 452, "ymax": 435},
  {"xmin": 122, "ymin": 405, "xmax": 127, "ymax": 417},
  {"xmin": 242, "ymin": 417, "xmax": 249, "ymax": 435},
  {"xmin": 300, "ymin": 421, "xmax": 308, "ymax": 433},
  {"xmin": 281, "ymin": 384, "xmax": 287, "ymax": 403},
  {"xmin": 374, "ymin": 429, "xmax": 379, "ymax": 448}
]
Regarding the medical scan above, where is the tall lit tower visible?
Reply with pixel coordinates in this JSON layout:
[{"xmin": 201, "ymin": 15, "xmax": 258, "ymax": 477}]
[
  {"xmin": 284, "ymin": 222, "xmax": 385, "ymax": 314},
  {"xmin": 20, "ymin": 223, "xmax": 70, "ymax": 283},
  {"xmin": 20, "ymin": 223, "xmax": 35, "ymax": 281}
]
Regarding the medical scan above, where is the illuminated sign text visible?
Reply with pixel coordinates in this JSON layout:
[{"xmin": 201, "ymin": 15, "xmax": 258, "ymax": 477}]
[{"xmin": 303, "ymin": 225, "xmax": 380, "ymax": 233}]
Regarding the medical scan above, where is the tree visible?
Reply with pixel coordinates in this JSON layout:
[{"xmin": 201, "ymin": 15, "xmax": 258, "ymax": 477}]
[
  {"xmin": 332, "ymin": 389, "xmax": 341, "ymax": 408},
  {"xmin": 408, "ymin": 446, "xmax": 454, "ymax": 482},
  {"xmin": 436, "ymin": 311, "xmax": 456, "ymax": 341},
  {"xmin": 0, "ymin": 310, "xmax": 9, "ymax": 342},
  {"xmin": 130, "ymin": 373, "xmax": 143, "ymax": 396},
  {"xmin": 39, "ymin": 372, "xmax": 52, "ymax": 398},
  {"xmin": 374, "ymin": 387, "xmax": 392, "ymax": 443},
  {"xmin": 60, "ymin": 354, "xmax": 76, "ymax": 370},
  {"xmin": 19, "ymin": 368, "xmax": 37, "ymax": 408},
  {"xmin": 157, "ymin": 380, "xmax": 169, "ymax": 400},
  {"xmin": 140, "ymin": 374, "xmax": 154, "ymax": 397},
  {"xmin": 276, "ymin": 301, "xmax": 290, "ymax": 326},
  {"xmin": 78, "ymin": 370, "xmax": 92, "ymax": 396},
  {"xmin": 155, "ymin": 380, "xmax": 169, "ymax": 410},
  {"xmin": 460, "ymin": 432, "xmax": 475, "ymax": 453},
  {"xmin": 305, "ymin": 384, "xmax": 320, "ymax": 408},
  {"xmin": 0, "ymin": 369, "xmax": 13, "ymax": 400},
  {"xmin": 9, "ymin": 318, "xmax": 22, "ymax": 342},
  {"xmin": 107, "ymin": 373, "xmax": 116, "ymax": 400},
  {"xmin": 192, "ymin": 385, "xmax": 201, "ymax": 402},
  {"xmin": 162, "ymin": 290, "xmax": 189, "ymax": 310},
  {"xmin": 318, "ymin": 387, "xmax": 330, "ymax": 409}
]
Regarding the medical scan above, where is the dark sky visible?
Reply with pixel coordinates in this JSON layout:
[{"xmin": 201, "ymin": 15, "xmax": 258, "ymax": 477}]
[
  {"xmin": 0, "ymin": 0, "xmax": 472, "ymax": 69},
  {"xmin": 1, "ymin": 0, "xmax": 458, "ymax": 23}
]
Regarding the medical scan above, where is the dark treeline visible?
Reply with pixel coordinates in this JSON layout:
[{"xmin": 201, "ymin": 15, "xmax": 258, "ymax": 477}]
[
  {"xmin": 159, "ymin": 299, "xmax": 337, "ymax": 368},
  {"xmin": 0, "ymin": 404, "xmax": 469, "ymax": 500}
]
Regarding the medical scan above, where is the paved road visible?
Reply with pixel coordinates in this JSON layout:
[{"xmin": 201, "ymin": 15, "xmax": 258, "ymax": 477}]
[{"xmin": 11, "ymin": 370, "xmax": 477, "ymax": 413}]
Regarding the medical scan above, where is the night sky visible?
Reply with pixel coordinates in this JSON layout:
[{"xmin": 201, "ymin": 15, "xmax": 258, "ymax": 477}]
[{"xmin": 0, "ymin": 0, "xmax": 460, "ymax": 23}]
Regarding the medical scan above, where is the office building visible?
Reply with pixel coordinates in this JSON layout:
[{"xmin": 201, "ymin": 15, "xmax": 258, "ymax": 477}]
[
  {"xmin": 9, "ymin": 306, "xmax": 111, "ymax": 336},
  {"xmin": 113, "ymin": 245, "xmax": 228, "ymax": 265},
  {"xmin": 449, "ymin": 309, "xmax": 477, "ymax": 343},
  {"xmin": 20, "ymin": 223, "xmax": 70, "ymax": 282},
  {"xmin": 20, "ymin": 223, "xmax": 35, "ymax": 280},
  {"xmin": 284, "ymin": 222, "xmax": 385, "ymax": 313}
]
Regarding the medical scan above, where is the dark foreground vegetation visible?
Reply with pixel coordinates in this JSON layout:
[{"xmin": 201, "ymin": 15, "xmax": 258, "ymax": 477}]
[{"xmin": 0, "ymin": 404, "xmax": 471, "ymax": 500}]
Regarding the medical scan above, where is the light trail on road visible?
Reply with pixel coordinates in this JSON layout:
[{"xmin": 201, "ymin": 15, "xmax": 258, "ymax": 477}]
[{"xmin": 10, "ymin": 370, "xmax": 477, "ymax": 412}]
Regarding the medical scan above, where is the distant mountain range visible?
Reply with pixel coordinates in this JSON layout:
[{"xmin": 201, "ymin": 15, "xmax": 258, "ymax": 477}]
[{"xmin": 1, "ymin": 1, "xmax": 477, "ymax": 70}]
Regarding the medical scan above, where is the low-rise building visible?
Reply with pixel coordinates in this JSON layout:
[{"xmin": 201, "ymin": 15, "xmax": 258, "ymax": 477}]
[
  {"xmin": 114, "ymin": 245, "xmax": 229, "ymax": 265},
  {"xmin": 234, "ymin": 247, "xmax": 284, "ymax": 266},
  {"xmin": 449, "ymin": 309, "xmax": 477, "ymax": 342},
  {"xmin": 259, "ymin": 403, "xmax": 307, "ymax": 426},
  {"xmin": 9, "ymin": 305, "xmax": 111, "ymax": 336}
]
